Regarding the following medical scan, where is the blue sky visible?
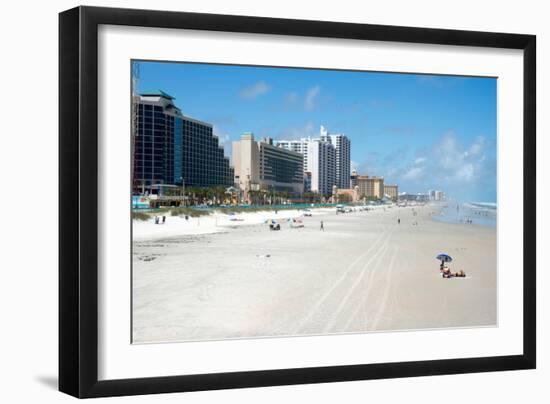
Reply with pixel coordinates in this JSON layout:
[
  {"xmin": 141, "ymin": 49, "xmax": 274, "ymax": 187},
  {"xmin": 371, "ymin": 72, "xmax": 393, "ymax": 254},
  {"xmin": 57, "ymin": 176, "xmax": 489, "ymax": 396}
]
[{"xmin": 135, "ymin": 61, "xmax": 497, "ymax": 202}]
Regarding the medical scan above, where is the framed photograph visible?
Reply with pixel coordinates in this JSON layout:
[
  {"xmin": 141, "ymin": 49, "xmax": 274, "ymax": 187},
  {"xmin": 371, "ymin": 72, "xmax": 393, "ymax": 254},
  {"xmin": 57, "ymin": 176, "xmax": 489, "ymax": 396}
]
[{"xmin": 59, "ymin": 6, "xmax": 536, "ymax": 398}]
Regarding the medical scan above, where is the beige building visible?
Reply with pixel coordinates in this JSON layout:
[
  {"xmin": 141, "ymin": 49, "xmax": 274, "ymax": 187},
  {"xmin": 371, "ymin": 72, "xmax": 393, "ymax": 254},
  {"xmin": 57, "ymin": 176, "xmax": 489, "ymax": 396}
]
[
  {"xmin": 333, "ymin": 185, "xmax": 360, "ymax": 203},
  {"xmin": 356, "ymin": 175, "xmax": 385, "ymax": 199},
  {"xmin": 233, "ymin": 133, "xmax": 304, "ymax": 197},
  {"xmin": 384, "ymin": 184, "xmax": 399, "ymax": 201},
  {"xmin": 233, "ymin": 132, "xmax": 260, "ymax": 192}
]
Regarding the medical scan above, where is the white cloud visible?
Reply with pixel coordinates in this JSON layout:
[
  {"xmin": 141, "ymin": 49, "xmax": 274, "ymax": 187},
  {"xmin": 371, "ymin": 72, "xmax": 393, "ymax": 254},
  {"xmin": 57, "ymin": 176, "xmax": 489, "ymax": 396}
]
[
  {"xmin": 432, "ymin": 132, "xmax": 487, "ymax": 183},
  {"xmin": 284, "ymin": 91, "xmax": 298, "ymax": 105},
  {"xmin": 239, "ymin": 81, "xmax": 270, "ymax": 100},
  {"xmin": 283, "ymin": 86, "xmax": 322, "ymax": 111},
  {"xmin": 351, "ymin": 130, "xmax": 494, "ymax": 199},
  {"xmin": 455, "ymin": 163, "xmax": 475, "ymax": 181},
  {"xmin": 304, "ymin": 85, "xmax": 321, "ymax": 111},
  {"xmin": 468, "ymin": 136, "xmax": 485, "ymax": 156},
  {"xmin": 392, "ymin": 130, "xmax": 493, "ymax": 196},
  {"xmin": 279, "ymin": 121, "xmax": 316, "ymax": 140},
  {"xmin": 402, "ymin": 166, "xmax": 424, "ymax": 180},
  {"xmin": 396, "ymin": 156, "xmax": 427, "ymax": 181},
  {"xmin": 216, "ymin": 132, "xmax": 229, "ymax": 144},
  {"xmin": 213, "ymin": 126, "xmax": 232, "ymax": 156}
]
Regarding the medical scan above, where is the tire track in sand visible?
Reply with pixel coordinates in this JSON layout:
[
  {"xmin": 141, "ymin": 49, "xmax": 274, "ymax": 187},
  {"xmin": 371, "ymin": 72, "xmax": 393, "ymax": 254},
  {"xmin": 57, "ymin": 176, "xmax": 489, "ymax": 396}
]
[
  {"xmin": 335, "ymin": 241, "xmax": 391, "ymax": 332},
  {"xmin": 325, "ymin": 226, "xmax": 396, "ymax": 333},
  {"xmin": 367, "ymin": 246, "xmax": 398, "ymax": 331},
  {"xmin": 297, "ymin": 223, "xmax": 395, "ymax": 334}
]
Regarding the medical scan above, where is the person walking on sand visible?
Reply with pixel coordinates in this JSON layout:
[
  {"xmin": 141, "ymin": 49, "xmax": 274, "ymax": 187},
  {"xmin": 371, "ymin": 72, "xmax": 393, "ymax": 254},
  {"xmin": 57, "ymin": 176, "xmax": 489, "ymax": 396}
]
[
  {"xmin": 162, "ymin": 215, "xmax": 166, "ymax": 224},
  {"xmin": 320, "ymin": 221, "xmax": 324, "ymax": 231},
  {"xmin": 154, "ymin": 216, "xmax": 159, "ymax": 225},
  {"xmin": 398, "ymin": 217, "xmax": 400, "ymax": 225}
]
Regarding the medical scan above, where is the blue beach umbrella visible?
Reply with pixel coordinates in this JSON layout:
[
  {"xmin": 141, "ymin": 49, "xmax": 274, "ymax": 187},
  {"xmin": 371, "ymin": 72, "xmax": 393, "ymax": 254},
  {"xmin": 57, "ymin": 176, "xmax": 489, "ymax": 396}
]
[{"xmin": 436, "ymin": 253, "xmax": 453, "ymax": 263}]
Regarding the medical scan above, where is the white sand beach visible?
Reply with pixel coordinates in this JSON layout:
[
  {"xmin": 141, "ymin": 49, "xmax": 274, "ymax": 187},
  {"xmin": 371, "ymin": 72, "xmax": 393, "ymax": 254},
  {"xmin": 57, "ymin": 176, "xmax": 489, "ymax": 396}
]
[
  {"xmin": 132, "ymin": 208, "xmax": 335, "ymax": 241},
  {"xmin": 132, "ymin": 204, "xmax": 496, "ymax": 343}
]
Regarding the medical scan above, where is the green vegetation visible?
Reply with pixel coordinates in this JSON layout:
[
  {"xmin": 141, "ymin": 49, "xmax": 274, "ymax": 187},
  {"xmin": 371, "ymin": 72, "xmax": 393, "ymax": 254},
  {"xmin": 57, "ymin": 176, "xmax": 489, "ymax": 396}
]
[
  {"xmin": 336, "ymin": 193, "xmax": 353, "ymax": 203},
  {"xmin": 246, "ymin": 189, "xmax": 292, "ymax": 205},
  {"xmin": 362, "ymin": 195, "xmax": 382, "ymax": 202},
  {"xmin": 214, "ymin": 205, "xmax": 300, "ymax": 215},
  {"xmin": 131, "ymin": 203, "xmax": 332, "ymax": 221},
  {"xmin": 132, "ymin": 211, "xmax": 150, "ymax": 221},
  {"xmin": 302, "ymin": 192, "xmax": 324, "ymax": 204},
  {"xmin": 168, "ymin": 207, "xmax": 210, "ymax": 217},
  {"xmin": 184, "ymin": 185, "xmax": 230, "ymax": 205}
]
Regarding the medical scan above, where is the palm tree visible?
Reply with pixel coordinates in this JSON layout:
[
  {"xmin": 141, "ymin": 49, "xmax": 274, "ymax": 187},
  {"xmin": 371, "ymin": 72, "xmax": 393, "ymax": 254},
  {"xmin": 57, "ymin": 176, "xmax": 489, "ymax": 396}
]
[{"xmin": 215, "ymin": 185, "xmax": 226, "ymax": 204}]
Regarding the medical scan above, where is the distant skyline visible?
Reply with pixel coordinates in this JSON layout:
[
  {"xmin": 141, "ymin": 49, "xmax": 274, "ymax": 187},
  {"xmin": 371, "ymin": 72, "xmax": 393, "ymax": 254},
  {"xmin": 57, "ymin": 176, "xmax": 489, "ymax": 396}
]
[{"xmin": 135, "ymin": 61, "xmax": 497, "ymax": 202}]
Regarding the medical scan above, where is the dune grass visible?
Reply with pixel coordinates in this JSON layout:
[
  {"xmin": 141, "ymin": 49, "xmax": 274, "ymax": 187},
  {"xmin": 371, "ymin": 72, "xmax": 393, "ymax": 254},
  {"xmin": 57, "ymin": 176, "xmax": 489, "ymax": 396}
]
[
  {"xmin": 214, "ymin": 205, "xmax": 302, "ymax": 215},
  {"xmin": 132, "ymin": 204, "xmax": 323, "ymax": 220},
  {"xmin": 132, "ymin": 211, "xmax": 151, "ymax": 221},
  {"xmin": 168, "ymin": 207, "xmax": 211, "ymax": 218}
]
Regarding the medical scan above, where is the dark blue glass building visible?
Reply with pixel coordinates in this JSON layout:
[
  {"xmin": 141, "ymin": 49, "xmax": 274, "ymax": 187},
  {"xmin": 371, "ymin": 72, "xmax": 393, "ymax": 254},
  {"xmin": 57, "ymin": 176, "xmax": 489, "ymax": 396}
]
[{"xmin": 132, "ymin": 91, "xmax": 234, "ymax": 193}]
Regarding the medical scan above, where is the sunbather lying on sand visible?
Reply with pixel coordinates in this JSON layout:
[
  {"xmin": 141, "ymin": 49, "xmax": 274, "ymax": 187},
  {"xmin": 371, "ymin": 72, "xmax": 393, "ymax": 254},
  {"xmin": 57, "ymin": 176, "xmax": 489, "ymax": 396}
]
[{"xmin": 442, "ymin": 268, "xmax": 466, "ymax": 278}]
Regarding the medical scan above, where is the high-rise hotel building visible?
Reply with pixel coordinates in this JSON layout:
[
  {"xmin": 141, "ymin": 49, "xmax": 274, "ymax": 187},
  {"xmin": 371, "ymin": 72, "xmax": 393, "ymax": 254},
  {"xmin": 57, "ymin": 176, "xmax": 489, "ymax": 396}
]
[
  {"xmin": 306, "ymin": 140, "xmax": 336, "ymax": 195},
  {"xmin": 274, "ymin": 138, "xmax": 312, "ymax": 192},
  {"xmin": 132, "ymin": 90, "xmax": 234, "ymax": 192},
  {"xmin": 275, "ymin": 137, "xmax": 336, "ymax": 195},
  {"xmin": 274, "ymin": 139, "xmax": 310, "ymax": 175},
  {"xmin": 276, "ymin": 125, "xmax": 347, "ymax": 195},
  {"xmin": 233, "ymin": 133, "xmax": 304, "ymax": 194},
  {"xmin": 320, "ymin": 125, "xmax": 351, "ymax": 189}
]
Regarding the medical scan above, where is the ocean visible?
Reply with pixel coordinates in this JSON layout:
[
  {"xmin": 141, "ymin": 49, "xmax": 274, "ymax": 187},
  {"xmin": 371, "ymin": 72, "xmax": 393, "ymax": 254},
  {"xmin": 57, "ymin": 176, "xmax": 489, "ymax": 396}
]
[{"xmin": 431, "ymin": 201, "xmax": 497, "ymax": 227}]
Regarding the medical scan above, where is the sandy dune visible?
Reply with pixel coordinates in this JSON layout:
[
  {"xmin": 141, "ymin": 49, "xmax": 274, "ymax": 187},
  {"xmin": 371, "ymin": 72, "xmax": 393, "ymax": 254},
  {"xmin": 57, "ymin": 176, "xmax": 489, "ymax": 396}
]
[{"xmin": 132, "ymin": 205, "xmax": 496, "ymax": 343}]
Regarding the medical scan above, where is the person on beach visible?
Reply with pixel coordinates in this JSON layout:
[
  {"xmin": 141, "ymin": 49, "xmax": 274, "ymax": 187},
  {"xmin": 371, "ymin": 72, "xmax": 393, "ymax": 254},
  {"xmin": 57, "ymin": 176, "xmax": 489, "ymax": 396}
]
[
  {"xmin": 154, "ymin": 216, "xmax": 159, "ymax": 225},
  {"xmin": 442, "ymin": 267, "xmax": 466, "ymax": 278},
  {"xmin": 398, "ymin": 218, "xmax": 400, "ymax": 225},
  {"xmin": 162, "ymin": 215, "xmax": 166, "ymax": 224},
  {"xmin": 320, "ymin": 221, "xmax": 324, "ymax": 231}
]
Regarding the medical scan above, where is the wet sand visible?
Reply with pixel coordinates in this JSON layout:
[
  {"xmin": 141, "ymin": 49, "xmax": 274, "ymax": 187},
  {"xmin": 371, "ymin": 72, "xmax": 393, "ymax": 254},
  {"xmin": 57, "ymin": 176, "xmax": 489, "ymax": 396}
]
[{"xmin": 132, "ymin": 205, "xmax": 496, "ymax": 343}]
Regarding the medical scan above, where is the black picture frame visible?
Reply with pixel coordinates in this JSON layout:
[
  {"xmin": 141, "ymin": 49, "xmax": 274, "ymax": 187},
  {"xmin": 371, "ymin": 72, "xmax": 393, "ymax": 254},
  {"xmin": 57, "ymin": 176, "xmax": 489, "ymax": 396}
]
[{"xmin": 59, "ymin": 5, "xmax": 536, "ymax": 398}]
